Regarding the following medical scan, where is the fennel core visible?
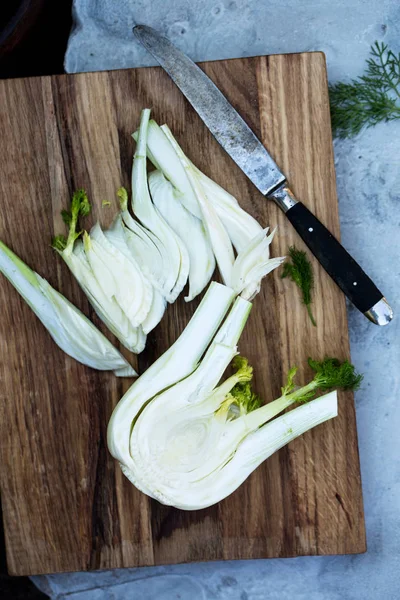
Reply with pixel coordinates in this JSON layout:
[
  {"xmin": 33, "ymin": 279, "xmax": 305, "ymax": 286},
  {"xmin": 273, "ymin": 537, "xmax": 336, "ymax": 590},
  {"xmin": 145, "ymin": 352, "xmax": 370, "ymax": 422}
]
[{"xmin": 281, "ymin": 245, "xmax": 316, "ymax": 326}]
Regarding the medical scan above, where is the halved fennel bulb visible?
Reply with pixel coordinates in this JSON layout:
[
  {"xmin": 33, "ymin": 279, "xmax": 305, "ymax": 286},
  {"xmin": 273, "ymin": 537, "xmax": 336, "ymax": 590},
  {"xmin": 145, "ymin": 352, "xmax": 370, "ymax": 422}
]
[
  {"xmin": 130, "ymin": 388, "xmax": 337, "ymax": 509},
  {"xmin": 108, "ymin": 278, "xmax": 360, "ymax": 509},
  {"xmin": 0, "ymin": 240, "xmax": 136, "ymax": 377}
]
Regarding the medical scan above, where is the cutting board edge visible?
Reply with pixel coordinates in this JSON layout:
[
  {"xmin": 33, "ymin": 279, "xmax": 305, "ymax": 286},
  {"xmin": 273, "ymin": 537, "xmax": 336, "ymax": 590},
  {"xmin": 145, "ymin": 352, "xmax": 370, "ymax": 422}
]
[{"xmin": 0, "ymin": 50, "xmax": 328, "ymax": 84}]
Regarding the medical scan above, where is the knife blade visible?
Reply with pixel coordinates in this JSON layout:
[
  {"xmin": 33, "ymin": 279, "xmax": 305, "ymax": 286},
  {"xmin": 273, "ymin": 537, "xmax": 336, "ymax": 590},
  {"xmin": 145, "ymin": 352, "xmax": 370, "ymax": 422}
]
[{"xmin": 134, "ymin": 25, "xmax": 393, "ymax": 326}]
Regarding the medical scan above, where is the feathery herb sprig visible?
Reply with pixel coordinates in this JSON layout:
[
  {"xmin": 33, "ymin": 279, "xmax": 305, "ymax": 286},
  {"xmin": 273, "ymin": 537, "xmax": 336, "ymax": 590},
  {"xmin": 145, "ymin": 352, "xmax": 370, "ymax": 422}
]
[
  {"xmin": 281, "ymin": 245, "xmax": 316, "ymax": 326},
  {"xmin": 329, "ymin": 41, "xmax": 400, "ymax": 138}
]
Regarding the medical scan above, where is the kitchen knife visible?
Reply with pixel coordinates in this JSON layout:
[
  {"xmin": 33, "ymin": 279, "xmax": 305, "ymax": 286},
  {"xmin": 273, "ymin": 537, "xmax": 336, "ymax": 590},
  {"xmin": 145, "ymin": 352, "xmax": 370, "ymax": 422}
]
[{"xmin": 134, "ymin": 25, "xmax": 393, "ymax": 326}]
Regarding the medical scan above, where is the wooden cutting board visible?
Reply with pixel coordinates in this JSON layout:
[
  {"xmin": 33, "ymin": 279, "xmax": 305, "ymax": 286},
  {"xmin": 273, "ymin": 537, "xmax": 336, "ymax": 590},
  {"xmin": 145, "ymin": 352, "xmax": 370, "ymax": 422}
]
[{"xmin": 0, "ymin": 52, "xmax": 366, "ymax": 576}]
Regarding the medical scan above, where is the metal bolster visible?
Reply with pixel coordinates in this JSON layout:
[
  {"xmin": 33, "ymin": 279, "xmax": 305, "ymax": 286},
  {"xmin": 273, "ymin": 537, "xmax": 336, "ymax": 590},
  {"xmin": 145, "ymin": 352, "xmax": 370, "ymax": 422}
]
[{"xmin": 268, "ymin": 183, "xmax": 298, "ymax": 213}]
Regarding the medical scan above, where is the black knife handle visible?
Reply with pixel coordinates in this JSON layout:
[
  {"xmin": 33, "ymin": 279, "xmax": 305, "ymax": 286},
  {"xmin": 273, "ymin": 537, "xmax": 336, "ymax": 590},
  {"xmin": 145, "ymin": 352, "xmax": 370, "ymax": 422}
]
[{"xmin": 270, "ymin": 185, "xmax": 393, "ymax": 325}]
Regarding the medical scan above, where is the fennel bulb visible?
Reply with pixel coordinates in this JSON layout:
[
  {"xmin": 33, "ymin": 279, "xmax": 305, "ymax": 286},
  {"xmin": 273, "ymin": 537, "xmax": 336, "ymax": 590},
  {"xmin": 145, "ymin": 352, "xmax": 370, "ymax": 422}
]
[
  {"xmin": 0, "ymin": 240, "xmax": 136, "ymax": 377},
  {"xmin": 108, "ymin": 278, "xmax": 362, "ymax": 508}
]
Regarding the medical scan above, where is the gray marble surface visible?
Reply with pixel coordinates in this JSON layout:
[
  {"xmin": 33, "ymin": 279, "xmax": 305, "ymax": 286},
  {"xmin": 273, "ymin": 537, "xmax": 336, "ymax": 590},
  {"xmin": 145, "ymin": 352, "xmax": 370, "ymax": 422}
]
[{"xmin": 33, "ymin": 1, "xmax": 400, "ymax": 598}]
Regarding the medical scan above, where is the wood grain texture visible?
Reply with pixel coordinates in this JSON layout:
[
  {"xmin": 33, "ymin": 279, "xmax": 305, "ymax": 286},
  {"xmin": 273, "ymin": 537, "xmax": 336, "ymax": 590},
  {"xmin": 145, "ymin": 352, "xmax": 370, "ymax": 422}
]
[{"xmin": 0, "ymin": 52, "xmax": 366, "ymax": 576}]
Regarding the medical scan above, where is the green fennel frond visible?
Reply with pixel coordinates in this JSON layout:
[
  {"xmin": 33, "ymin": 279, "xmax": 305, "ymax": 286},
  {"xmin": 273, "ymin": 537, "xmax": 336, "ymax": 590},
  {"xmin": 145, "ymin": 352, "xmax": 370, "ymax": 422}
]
[
  {"xmin": 230, "ymin": 356, "xmax": 261, "ymax": 415},
  {"xmin": 281, "ymin": 357, "xmax": 363, "ymax": 405},
  {"xmin": 71, "ymin": 189, "xmax": 91, "ymax": 219},
  {"xmin": 51, "ymin": 235, "xmax": 67, "ymax": 252},
  {"xmin": 231, "ymin": 382, "xmax": 262, "ymax": 414},
  {"xmin": 329, "ymin": 41, "xmax": 400, "ymax": 138},
  {"xmin": 308, "ymin": 357, "xmax": 363, "ymax": 391},
  {"xmin": 281, "ymin": 366, "xmax": 298, "ymax": 396},
  {"xmin": 53, "ymin": 189, "xmax": 91, "ymax": 254},
  {"xmin": 231, "ymin": 355, "xmax": 253, "ymax": 383},
  {"xmin": 61, "ymin": 210, "xmax": 72, "ymax": 226},
  {"xmin": 117, "ymin": 187, "xmax": 129, "ymax": 211},
  {"xmin": 281, "ymin": 245, "xmax": 316, "ymax": 326}
]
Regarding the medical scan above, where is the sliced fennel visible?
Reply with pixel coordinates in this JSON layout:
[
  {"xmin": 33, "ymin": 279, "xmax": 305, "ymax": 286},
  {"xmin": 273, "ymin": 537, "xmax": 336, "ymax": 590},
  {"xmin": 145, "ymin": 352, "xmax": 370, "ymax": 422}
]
[
  {"xmin": 131, "ymin": 109, "xmax": 189, "ymax": 302},
  {"xmin": 134, "ymin": 117, "xmax": 284, "ymax": 298},
  {"xmin": 0, "ymin": 240, "xmax": 136, "ymax": 377},
  {"xmin": 134, "ymin": 119, "xmax": 202, "ymax": 219},
  {"xmin": 231, "ymin": 228, "xmax": 285, "ymax": 299},
  {"xmin": 68, "ymin": 241, "xmax": 142, "ymax": 353},
  {"xmin": 110, "ymin": 196, "xmax": 167, "ymax": 336},
  {"xmin": 85, "ymin": 223, "xmax": 152, "ymax": 328},
  {"xmin": 107, "ymin": 202, "xmax": 167, "ymax": 335},
  {"xmin": 140, "ymin": 287, "xmax": 166, "ymax": 334},
  {"xmin": 103, "ymin": 215, "xmax": 165, "ymax": 334},
  {"xmin": 116, "ymin": 188, "xmax": 166, "ymax": 292},
  {"xmin": 108, "ymin": 276, "xmax": 362, "ymax": 508},
  {"xmin": 188, "ymin": 162, "xmax": 264, "ymax": 253},
  {"xmin": 160, "ymin": 124, "xmax": 285, "ymax": 298},
  {"xmin": 159, "ymin": 123, "xmax": 235, "ymax": 287},
  {"xmin": 53, "ymin": 190, "xmax": 146, "ymax": 353},
  {"xmin": 148, "ymin": 170, "xmax": 215, "ymax": 301},
  {"xmin": 138, "ymin": 119, "xmax": 283, "ymax": 296}
]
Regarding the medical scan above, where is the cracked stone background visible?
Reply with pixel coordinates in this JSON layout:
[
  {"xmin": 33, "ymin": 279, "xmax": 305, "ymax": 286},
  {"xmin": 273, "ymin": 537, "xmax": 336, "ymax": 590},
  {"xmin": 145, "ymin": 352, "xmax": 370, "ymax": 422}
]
[{"xmin": 33, "ymin": 1, "xmax": 400, "ymax": 598}]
